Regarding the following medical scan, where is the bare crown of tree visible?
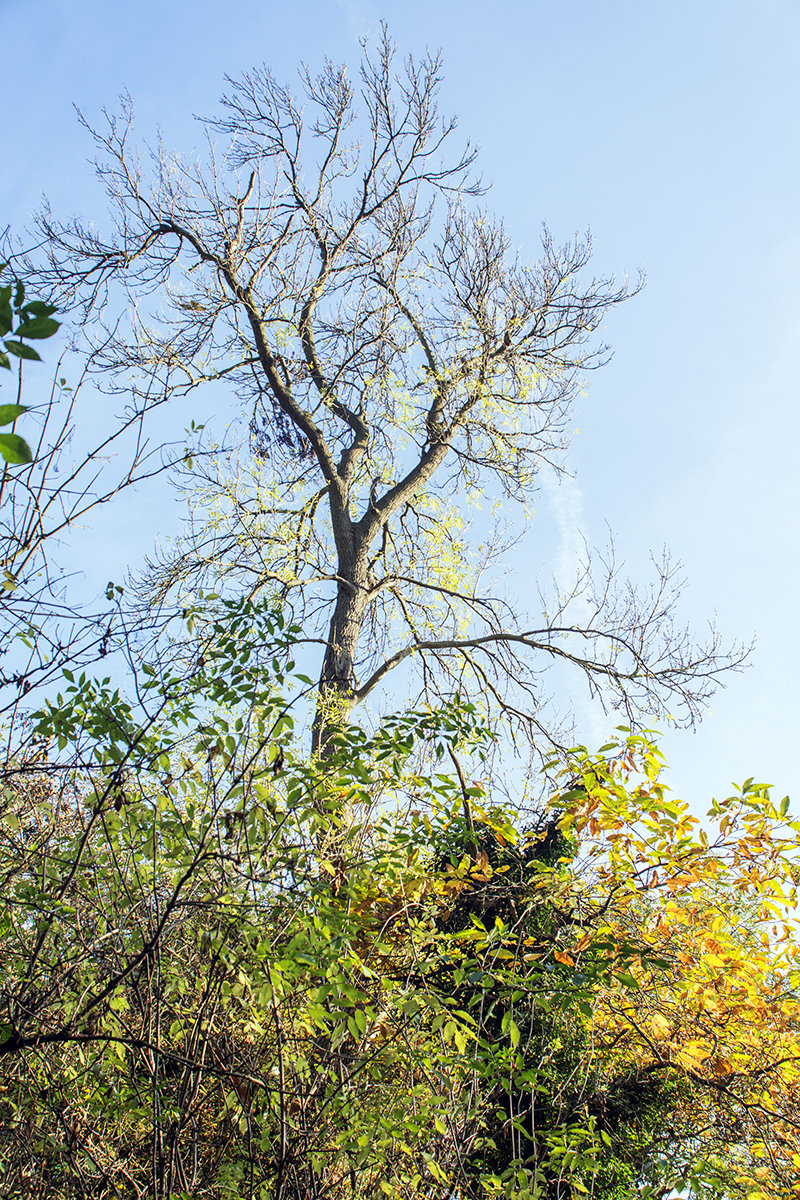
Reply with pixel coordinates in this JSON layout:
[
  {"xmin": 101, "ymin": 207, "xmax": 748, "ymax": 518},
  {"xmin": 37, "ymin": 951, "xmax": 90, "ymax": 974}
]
[{"xmin": 21, "ymin": 28, "xmax": 746, "ymax": 754}]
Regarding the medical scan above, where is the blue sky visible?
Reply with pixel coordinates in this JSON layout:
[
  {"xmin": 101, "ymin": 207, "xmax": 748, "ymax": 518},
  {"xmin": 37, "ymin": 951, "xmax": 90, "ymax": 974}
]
[{"xmin": 2, "ymin": 0, "xmax": 799, "ymax": 809}]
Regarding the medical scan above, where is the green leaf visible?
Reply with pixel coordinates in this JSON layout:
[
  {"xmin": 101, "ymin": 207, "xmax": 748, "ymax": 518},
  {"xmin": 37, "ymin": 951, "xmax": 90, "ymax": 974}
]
[
  {"xmin": 0, "ymin": 404, "xmax": 28, "ymax": 426},
  {"xmin": 3, "ymin": 340, "xmax": 42, "ymax": 362},
  {"xmin": 20, "ymin": 301, "xmax": 58, "ymax": 318},
  {"xmin": 0, "ymin": 352, "xmax": 10, "ymax": 370},
  {"xmin": 426, "ymin": 1160, "xmax": 447, "ymax": 1184},
  {"xmin": 0, "ymin": 433, "xmax": 33, "ymax": 464},
  {"xmin": 13, "ymin": 317, "xmax": 60, "ymax": 340},
  {"xmin": 0, "ymin": 287, "xmax": 12, "ymax": 336}
]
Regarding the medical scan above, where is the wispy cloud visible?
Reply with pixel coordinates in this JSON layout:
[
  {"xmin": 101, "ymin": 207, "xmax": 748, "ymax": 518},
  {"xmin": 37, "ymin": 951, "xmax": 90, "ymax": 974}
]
[
  {"xmin": 540, "ymin": 467, "xmax": 612, "ymax": 746},
  {"xmin": 332, "ymin": 0, "xmax": 377, "ymax": 41},
  {"xmin": 540, "ymin": 468, "xmax": 588, "ymax": 602}
]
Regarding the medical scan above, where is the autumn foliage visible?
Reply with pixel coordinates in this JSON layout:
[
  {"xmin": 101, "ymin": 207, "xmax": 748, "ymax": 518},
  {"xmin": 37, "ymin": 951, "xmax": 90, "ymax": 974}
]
[
  {"xmin": 0, "ymin": 601, "xmax": 794, "ymax": 1199},
  {"xmin": 535, "ymin": 737, "xmax": 799, "ymax": 1198}
]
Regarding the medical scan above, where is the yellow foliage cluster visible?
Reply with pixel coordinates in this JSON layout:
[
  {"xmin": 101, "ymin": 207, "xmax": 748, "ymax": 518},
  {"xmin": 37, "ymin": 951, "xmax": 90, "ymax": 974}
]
[{"xmin": 552, "ymin": 736, "xmax": 800, "ymax": 1199}]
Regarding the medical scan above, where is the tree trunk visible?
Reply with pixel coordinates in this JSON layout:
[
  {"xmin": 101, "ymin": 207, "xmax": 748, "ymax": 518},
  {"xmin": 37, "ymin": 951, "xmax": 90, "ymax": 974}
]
[{"xmin": 311, "ymin": 573, "xmax": 368, "ymax": 757}]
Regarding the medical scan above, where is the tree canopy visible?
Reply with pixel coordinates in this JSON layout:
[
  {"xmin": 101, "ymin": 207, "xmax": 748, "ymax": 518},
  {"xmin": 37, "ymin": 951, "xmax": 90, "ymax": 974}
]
[{"xmin": 19, "ymin": 28, "xmax": 746, "ymax": 754}]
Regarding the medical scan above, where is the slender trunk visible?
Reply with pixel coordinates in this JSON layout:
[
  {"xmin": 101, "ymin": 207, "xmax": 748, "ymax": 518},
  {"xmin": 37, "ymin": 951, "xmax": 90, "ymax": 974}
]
[
  {"xmin": 311, "ymin": 575, "xmax": 368, "ymax": 757},
  {"xmin": 309, "ymin": 574, "xmax": 368, "ymax": 873}
]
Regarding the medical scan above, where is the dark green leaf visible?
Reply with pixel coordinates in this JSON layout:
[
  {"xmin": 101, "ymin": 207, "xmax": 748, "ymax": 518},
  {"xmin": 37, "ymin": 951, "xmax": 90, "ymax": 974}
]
[
  {"xmin": 0, "ymin": 433, "xmax": 33, "ymax": 464},
  {"xmin": 0, "ymin": 287, "xmax": 12, "ymax": 337},
  {"xmin": 20, "ymin": 301, "xmax": 58, "ymax": 318},
  {"xmin": 0, "ymin": 404, "xmax": 28, "ymax": 426},
  {"xmin": 3, "ymin": 341, "xmax": 42, "ymax": 362},
  {"xmin": 13, "ymin": 317, "xmax": 60, "ymax": 340},
  {"xmin": 13, "ymin": 280, "xmax": 24, "ymax": 309},
  {"xmin": 0, "ymin": 352, "xmax": 9, "ymax": 370}
]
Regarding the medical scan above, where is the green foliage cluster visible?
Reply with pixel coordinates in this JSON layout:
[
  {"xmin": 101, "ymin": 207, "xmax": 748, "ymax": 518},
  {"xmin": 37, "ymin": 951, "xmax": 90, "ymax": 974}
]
[
  {"xmin": 0, "ymin": 263, "xmax": 60, "ymax": 464},
  {"xmin": 1, "ymin": 598, "xmax": 798, "ymax": 1199},
  {"xmin": 0, "ymin": 600, "xmax": 631, "ymax": 1198}
]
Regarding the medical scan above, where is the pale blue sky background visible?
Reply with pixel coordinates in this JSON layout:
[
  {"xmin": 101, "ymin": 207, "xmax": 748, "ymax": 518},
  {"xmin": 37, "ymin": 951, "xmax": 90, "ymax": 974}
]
[{"xmin": 1, "ymin": 0, "xmax": 799, "ymax": 809}]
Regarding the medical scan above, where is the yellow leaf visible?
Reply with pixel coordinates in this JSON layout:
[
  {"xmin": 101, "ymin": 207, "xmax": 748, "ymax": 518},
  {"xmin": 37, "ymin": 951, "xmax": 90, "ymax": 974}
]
[
  {"xmin": 676, "ymin": 1039, "xmax": 710, "ymax": 1068},
  {"xmin": 650, "ymin": 1013, "xmax": 671, "ymax": 1040}
]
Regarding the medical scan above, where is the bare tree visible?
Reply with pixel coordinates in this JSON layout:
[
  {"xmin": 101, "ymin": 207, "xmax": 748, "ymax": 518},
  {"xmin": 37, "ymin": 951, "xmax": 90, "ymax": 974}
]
[{"xmin": 20, "ymin": 29, "xmax": 746, "ymax": 753}]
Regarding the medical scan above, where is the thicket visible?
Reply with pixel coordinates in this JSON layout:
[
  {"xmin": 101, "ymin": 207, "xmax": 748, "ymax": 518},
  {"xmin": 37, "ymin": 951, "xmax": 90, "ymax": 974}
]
[{"xmin": 0, "ymin": 595, "xmax": 798, "ymax": 1199}]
